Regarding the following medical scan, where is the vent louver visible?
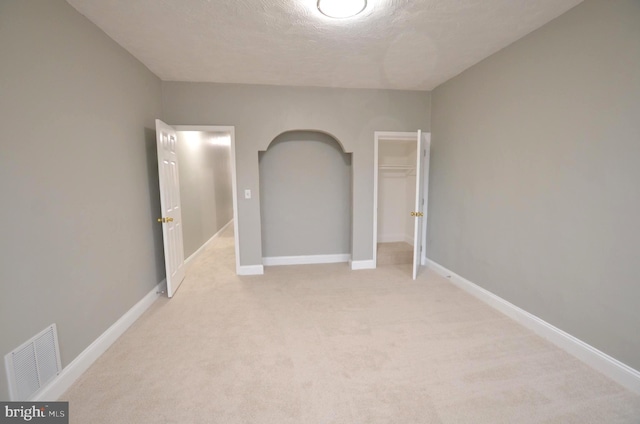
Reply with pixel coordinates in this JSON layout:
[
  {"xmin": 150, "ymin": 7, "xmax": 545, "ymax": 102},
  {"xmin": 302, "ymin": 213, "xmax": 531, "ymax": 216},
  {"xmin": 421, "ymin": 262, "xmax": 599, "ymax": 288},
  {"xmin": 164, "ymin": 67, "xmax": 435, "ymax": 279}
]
[{"xmin": 5, "ymin": 324, "xmax": 62, "ymax": 400}]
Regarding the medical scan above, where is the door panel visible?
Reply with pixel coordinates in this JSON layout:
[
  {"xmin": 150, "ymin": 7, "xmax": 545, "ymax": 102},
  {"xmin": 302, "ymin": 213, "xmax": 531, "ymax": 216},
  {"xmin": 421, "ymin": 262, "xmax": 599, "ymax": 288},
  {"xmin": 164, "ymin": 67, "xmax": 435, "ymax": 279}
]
[
  {"xmin": 156, "ymin": 119, "xmax": 186, "ymax": 297},
  {"xmin": 420, "ymin": 132, "xmax": 431, "ymax": 267},
  {"xmin": 412, "ymin": 130, "xmax": 424, "ymax": 280}
]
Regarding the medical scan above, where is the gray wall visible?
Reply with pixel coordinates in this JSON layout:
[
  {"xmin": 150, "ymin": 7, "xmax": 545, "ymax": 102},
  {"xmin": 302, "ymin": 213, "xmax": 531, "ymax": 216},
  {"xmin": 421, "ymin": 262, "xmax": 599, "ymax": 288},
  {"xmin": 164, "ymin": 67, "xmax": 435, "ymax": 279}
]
[
  {"xmin": 259, "ymin": 131, "xmax": 352, "ymax": 258},
  {"xmin": 0, "ymin": 0, "xmax": 163, "ymax": 400},
  {"xmin": 429, "ymin": 0, "xmax": 640, "ymax": 370},
  {"xmin": 162, "ymin": 83, "xmax": 430, "ymax": 266},
  {"xmin": 177, "ymin": 131, "xmax": 233, "ymax": 259}
]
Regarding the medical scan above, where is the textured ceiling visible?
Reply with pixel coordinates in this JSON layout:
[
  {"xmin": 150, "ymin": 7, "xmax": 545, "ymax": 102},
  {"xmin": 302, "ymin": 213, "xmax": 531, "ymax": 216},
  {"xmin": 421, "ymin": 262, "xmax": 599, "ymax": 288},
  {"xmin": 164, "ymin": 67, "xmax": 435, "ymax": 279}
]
[{"xmin": 66, "ymin": 0, "xmax": 583, "ymax": 91}]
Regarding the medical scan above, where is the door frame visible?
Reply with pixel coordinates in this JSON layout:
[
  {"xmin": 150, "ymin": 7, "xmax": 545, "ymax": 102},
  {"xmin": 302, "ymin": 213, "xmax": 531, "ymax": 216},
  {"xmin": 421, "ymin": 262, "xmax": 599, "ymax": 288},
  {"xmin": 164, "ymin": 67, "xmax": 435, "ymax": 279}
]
[
  {"xmin": 174, "ymin": 125, "xmax": 241, "ymax": 275},
  {"xmin": 373, "ymin": 131, "xmax": 429, "ymax": 269}
]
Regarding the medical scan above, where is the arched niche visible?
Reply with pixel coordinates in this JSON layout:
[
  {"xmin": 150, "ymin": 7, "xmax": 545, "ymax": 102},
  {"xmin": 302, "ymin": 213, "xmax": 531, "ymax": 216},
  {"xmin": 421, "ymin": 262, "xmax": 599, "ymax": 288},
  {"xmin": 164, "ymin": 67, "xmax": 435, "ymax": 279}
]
[
  {"xmin": 258, "ymin": 128, "xmax": 353, "ymax": 154},
  {"xmin": 258, "ymin": 130, "xmax": 353, "ymax": 262}
]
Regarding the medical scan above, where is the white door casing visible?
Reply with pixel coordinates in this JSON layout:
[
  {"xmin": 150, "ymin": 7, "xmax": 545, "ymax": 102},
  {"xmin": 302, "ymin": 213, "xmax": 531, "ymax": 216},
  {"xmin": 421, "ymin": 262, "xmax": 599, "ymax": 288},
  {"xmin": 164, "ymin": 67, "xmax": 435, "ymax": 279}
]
[{"xmin": 156, "ymin": 119, "xmax": 186, "ymax": 297}]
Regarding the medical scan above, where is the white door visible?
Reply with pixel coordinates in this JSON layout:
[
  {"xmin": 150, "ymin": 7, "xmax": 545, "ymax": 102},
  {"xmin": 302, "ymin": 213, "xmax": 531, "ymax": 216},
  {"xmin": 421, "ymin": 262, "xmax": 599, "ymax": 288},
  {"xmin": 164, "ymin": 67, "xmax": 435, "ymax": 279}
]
[
  {"xmin": 156, "ymin": 119, "xmax": 186, "ymax": 297},
  {"xmin": 420, "ymin": 132, "xmax": 431, "ymax": 269},
  {"xmin": 412, "ymin": 130, "xmax": 430, "ymax": 280}
]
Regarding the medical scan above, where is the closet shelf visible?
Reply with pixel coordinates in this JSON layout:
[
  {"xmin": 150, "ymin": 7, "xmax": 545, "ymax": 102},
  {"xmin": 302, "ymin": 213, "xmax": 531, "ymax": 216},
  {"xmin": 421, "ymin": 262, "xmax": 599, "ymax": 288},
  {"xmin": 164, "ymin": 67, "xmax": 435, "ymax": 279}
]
[
  {"xmin": 379, "ymin": 165, "xmax": 414, "ymax": 170},
  {"xmin": 379, "ymin": 165, "xmax": 416, "ymax": 177}
]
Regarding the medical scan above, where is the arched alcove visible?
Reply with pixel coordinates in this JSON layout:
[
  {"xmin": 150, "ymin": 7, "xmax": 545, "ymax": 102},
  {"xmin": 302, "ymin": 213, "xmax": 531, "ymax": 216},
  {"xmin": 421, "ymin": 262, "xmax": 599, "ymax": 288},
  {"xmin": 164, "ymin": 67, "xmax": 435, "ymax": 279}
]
[{"xmin": 259, "ymin": 131, "xmax": 352, "ymax": 263}]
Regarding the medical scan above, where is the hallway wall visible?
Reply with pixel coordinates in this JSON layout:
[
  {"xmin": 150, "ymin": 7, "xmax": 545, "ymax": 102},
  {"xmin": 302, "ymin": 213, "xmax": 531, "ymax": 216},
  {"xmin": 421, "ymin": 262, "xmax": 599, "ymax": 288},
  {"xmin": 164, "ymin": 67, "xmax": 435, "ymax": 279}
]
[{"xmin": 177, "ymin": 131, "xmax": 233, "ymax": 259}]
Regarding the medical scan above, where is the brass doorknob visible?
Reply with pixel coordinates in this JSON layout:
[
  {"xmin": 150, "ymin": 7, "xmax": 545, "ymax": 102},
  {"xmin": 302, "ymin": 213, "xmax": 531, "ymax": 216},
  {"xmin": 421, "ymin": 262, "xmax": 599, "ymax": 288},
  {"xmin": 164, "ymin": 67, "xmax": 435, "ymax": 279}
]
[
  {"xmin": 410, "ymin": 212, "xmax": 416, "ymax": 217},
  {"xmin": 157, "ymin": 218, "xmax": 165, "ymax": 223}
]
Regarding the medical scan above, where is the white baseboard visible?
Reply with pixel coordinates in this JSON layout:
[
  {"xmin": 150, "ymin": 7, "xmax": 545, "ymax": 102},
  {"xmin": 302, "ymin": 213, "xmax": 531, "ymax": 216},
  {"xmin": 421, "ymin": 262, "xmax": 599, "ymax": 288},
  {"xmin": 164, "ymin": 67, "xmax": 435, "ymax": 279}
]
[
  {"xmin": 34, "ymin": 279, "xmax": 166, "ymax": 401},
  {"xmin": 185, "ymin": 219, "xmax": 233, "ymax": 265},
  {"xmin": 263, "ymin": 254, "xmax": 350, "ymax": 266},
  {"xmin": 350, "ymin": 259, "xmax": 376, "ymax": 270},
  {"xmin": 426, "ymin": 259, "xmax": 640, "ymax": 395},
  {"xmin": 237, "ymin": 265, "xmax": 264, "ymax": 275}
]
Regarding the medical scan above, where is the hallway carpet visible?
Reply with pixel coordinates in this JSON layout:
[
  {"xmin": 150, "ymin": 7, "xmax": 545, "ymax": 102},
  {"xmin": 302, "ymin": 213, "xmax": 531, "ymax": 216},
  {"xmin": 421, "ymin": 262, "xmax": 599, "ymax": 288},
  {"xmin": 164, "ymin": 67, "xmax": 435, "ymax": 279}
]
[{"xmin": 62, "ymin": 226, "xmax": 640, "ymax": 423}]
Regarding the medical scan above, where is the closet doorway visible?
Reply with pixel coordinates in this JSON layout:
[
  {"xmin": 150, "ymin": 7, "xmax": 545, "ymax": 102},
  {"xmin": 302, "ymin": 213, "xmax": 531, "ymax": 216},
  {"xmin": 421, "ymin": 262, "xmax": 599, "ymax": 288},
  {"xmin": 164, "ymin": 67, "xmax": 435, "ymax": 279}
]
[{"xmin": 373, "ymin": 131, "xmax": 431, "ymax": 279}]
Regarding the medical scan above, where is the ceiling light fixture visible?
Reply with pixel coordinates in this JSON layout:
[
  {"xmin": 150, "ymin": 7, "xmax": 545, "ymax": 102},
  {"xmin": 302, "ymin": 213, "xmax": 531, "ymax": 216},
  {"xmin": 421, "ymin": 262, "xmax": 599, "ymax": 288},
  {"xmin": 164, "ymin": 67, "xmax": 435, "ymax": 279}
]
[{"xmin": 317, "ymin": 0, "xmax": 367, "ymax": 19}]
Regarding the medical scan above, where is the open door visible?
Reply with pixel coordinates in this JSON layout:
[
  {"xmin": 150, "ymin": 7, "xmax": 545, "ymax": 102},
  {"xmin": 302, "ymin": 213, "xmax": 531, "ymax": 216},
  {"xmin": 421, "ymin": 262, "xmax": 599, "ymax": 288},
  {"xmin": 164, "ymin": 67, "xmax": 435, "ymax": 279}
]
[
  {"xmin": 155, "ymin": 119, "xmax": 186, "ymax": 297},
  {"xmin": 373, "ymin": 131, "xmax": 431, "ymax": 277},
  {"xmin": 412, "ymin": 130, "xmax": 430, "ymax": 280}
]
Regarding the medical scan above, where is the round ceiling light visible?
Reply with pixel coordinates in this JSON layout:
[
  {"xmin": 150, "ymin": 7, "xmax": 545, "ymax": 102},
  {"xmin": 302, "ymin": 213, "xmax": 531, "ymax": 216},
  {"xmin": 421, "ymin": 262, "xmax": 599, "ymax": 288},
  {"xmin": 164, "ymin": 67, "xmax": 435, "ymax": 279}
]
[{"xmin": 317, "ymin": 0, "xmax": 367, "ymax": 19}]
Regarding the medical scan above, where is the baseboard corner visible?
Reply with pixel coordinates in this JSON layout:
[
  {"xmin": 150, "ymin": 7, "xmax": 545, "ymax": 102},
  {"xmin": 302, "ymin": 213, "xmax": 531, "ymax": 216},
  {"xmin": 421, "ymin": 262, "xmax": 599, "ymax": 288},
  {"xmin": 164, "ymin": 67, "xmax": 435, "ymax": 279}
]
[
  {"xmin": 350, "ymin": 259, "xmax": 376, "ymax": 270},
  {"xmin": 237, "ymin": 264, "xmax": 264, "ymax": 275}
]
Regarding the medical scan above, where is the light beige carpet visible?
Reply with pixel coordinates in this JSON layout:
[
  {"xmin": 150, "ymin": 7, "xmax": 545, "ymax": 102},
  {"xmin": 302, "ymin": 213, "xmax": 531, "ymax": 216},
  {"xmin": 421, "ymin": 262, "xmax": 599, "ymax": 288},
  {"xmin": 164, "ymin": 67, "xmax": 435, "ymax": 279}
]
[
  {"xmin": 377, "ymin": 242, "xmax": 413, "ymax": 266},
  {"xmin": 62, "ymin": 226, "xmax": 640, "ymax": 423}
]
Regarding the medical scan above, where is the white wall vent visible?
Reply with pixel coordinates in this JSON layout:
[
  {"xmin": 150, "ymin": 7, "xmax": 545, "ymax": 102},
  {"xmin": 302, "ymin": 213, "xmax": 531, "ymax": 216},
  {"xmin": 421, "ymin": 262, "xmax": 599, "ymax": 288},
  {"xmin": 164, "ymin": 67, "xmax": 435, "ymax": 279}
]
[{"xmin": 4, "ymin": 324, "xmax": 62, "ymax": 400}]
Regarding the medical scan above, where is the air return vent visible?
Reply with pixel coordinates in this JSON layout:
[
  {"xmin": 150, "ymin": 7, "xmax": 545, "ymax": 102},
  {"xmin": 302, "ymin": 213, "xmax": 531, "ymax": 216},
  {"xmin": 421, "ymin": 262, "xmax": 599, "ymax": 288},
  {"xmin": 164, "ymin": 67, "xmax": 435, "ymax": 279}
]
[{"xmin": 5, "ymin": 324, "xmax": 62, "ymax": 400}]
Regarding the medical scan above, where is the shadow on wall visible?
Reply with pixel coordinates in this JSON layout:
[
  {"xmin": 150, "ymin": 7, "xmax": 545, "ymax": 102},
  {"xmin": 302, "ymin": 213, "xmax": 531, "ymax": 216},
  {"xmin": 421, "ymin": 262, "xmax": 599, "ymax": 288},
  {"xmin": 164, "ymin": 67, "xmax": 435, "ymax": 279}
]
[{"xmin": 259, "ymin": 131, "xmax": 352, "ymax": 259}]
